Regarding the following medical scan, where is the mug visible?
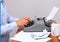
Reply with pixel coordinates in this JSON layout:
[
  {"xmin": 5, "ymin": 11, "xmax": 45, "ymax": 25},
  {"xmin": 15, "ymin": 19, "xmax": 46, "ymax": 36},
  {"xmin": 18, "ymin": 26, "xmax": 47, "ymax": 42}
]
[{"xmin": 51, "ymin": 24, "xmax": 60, "ymax": 36}]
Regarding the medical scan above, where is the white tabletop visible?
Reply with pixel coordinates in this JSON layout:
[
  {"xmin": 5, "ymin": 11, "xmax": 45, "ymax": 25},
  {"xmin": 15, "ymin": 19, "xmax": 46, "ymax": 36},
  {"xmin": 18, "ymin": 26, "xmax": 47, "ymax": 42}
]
[{"xmin": 10, "ymin": 30, "xmax": 52, "ymax": 42}]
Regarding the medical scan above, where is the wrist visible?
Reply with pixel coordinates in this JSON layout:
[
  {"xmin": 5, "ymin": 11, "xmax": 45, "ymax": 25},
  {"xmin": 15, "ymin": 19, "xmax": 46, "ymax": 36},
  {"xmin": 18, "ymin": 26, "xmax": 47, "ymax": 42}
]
[{"xmin": 16, "ymin": 21, "xmax": 24, "ymax": 28}]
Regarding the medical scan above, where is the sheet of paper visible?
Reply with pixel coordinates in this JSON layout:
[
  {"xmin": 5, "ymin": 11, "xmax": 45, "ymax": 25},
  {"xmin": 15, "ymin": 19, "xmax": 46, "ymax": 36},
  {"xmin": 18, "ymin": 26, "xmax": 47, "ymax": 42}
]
[
  {"xmin": 10, "ymin": 31, "xmax": 51, "ymax": 42},
  {"xmin": 46, "ymin": 6, "xmax": 59, "ymax": 21}
]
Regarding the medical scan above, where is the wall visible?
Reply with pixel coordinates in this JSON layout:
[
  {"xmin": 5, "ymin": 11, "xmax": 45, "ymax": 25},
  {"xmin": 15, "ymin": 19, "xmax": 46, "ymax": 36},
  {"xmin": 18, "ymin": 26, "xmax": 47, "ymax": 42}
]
[{"xmin": 4, "ymin": 0, "xmax": 60, "ymax": 23}]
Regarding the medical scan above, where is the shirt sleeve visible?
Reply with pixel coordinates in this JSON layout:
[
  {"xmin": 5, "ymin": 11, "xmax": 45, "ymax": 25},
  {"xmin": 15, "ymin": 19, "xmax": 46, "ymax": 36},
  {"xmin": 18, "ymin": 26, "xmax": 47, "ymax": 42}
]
[
  {"xmin": 7, "ymin": 16, "xmax": 19, "ymax": 23},
  {"xmin": 1, "ymin": 22, "xmax": 18, "ymax": 35},
  {"xmin": 1, "ymin": 3, "xmax": 19, "ymax": 35}
]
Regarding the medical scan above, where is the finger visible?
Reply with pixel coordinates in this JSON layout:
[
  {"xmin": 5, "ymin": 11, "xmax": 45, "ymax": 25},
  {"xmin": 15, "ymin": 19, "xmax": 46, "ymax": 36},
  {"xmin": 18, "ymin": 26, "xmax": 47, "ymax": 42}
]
[{"xmin": 24, "ymin": 17, "xmax": 31, "ymax": 22}]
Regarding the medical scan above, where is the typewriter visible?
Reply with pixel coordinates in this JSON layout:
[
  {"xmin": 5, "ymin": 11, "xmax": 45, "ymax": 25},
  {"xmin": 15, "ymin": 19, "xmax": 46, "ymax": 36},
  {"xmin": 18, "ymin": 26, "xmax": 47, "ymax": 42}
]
[{"xmin": 23, "ymin": 17, "xmax": 52, "ymax": 32}]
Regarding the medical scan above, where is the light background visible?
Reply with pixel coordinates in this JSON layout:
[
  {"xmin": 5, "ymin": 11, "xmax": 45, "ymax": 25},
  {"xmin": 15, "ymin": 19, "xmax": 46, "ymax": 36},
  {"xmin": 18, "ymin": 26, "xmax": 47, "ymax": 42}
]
[
  {"xmin": 4, "ymin": 0, "xmax": 60, "ymax": 22},
  {"xmin": 4, "ymin": 0, "xmax": 60, "ymax": 42}
]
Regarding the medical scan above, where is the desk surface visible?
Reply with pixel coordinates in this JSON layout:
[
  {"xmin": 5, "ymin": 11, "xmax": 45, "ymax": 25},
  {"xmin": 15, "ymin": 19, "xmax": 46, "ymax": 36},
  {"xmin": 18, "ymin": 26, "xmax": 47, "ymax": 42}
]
[{"xmin": 10, "ymin": 31, "xmax": 51, "ymax": 42}]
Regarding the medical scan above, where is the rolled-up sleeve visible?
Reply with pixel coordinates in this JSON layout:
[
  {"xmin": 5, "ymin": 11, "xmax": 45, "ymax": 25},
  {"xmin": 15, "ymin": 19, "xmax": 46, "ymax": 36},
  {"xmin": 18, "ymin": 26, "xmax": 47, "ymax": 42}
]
[
  {"xmin": 1, "ymin": 3, "xmax": 19, "ymax": 35},
  {"xmin": 1, "ymin": 22, "xmax": 18, "ymax": 35}
]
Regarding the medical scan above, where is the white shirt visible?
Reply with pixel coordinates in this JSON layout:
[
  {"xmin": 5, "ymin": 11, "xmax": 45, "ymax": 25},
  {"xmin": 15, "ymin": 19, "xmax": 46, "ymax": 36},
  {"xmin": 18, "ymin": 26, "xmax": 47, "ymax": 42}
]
[{"xmin": 1, "ymin": 3, "xmax": 18, "ymax": 42}]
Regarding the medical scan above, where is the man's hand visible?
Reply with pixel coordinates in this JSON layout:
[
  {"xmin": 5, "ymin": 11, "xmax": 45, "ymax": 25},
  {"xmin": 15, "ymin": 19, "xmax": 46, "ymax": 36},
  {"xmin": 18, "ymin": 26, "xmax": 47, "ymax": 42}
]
[{"xmin": 16, "ymin": 17, "xmax": 31, "ymax": 28}]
